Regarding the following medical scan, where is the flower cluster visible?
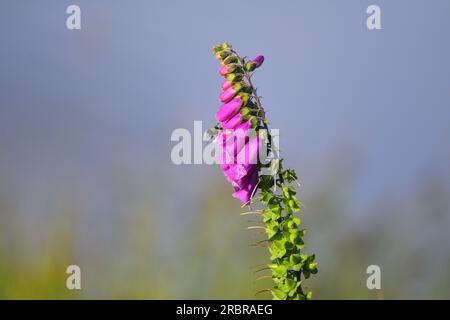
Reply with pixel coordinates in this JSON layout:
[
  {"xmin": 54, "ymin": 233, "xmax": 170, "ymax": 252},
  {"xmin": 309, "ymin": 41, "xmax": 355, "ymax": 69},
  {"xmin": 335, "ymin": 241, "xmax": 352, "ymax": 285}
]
[{"xmin": 211, "ymin": 43, "xmax": 317, "ymax": 300}]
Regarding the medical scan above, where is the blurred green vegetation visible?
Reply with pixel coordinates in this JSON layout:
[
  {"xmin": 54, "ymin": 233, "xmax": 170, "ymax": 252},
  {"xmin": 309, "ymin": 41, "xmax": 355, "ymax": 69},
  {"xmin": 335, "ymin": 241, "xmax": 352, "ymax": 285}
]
[{"xmin": 0, "ymin": 153, "xmax": 449, "ymax": 299}]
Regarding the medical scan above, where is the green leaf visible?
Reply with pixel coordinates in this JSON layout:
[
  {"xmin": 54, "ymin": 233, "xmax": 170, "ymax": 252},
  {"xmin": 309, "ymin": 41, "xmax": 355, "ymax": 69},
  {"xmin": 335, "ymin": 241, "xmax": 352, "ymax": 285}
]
[
  {"xmin": 267, "ymin": 200, "xmax": 280, "ymax": 211},
  {"xmin": 260, "ymin": 191, "xmax": 273, "ymax": 205},
  {"xmin": 291, "ymin": 198, "xmax": 300, "ymax": 212},
  {"xmin": 259, "ymin": 175, "xmax": 274, "ymax": 190},
  {"xmin": 272, "ymin": 289, "xmax": 287, "ymax": 300},
  {"xmin": 282, "ymin": 168, "xmax": 298, "ymax": 183},
  {"xmin": 284, "ymin": 240, "xmax": 294, "ymax": 251},
  {"xmin": 291, "ymin": 293, "xmax": 301, "ymax": 300},
  {"xmin": 268, "ymin": 241, "xmax": 286, "ymax": 260},
  {"xmin": 269, "ymin": 264, "xmax": 288, "ymax": 277},
  {"xmin": 287, "ymin": 280, "xmax": 301, "ymax": 297},
  {"xmin": 289, "ymin": 254, "xmax": 307, "ymax": 271},
  {"xmin": 266, "ymin": 227, "xmax": 279, "ymax": 240},
  {"xmin": 282, "ymin": 186, "xmax": 296, "ymax": 199},
  {"xmin": 270, "ymin": 206, "xmax": 281, "ymax": 220},
  {"xmin": 286, "ymin": 216, "xmax": 301, "ymax": 229},
  {"xmin": 308, "ymin": 263, "xmax": 317, "ymax": 271},
  {"xmin": 289, "ymin": 230, "xmax": 304, "ymax": 246},
  {"xmin": 271, "ymin": 239, "xmax": 287, "ymax": 259},
  {"xmin": 262, "ymin": 210, "xmax": 272, "ymax": 223}
]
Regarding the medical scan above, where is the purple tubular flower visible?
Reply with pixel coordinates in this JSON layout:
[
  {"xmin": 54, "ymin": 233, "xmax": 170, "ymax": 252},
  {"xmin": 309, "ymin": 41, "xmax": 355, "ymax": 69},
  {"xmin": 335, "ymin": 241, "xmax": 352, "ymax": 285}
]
[
  {"xmin": 219, "ymin": 86, "xmax": 238, "ymax": 103},
  {"xmin": 213, "ymin": 48, "xmax": 265, "ymax": 204},
  {"xmin": 228, "ymin": 164, "xmax": 257, "ymax": 189},
  {"xmin": 221, "ymin": 80, "xmax": 232, "ymax": 91},
  {"xmin": 223, "ymin": 163, "xmax": 254, "ymax": 184},
  {"xmin": 216, "ymin": 98, "xmax": 242, "ymax": 122},
  {"xmin": 219, "ymin": 65, "xmax": 229, "ymax": 76},
  {"xmin": 223, "ymin": 120, "xmax": 251, "ymax": 159},
  {"xmin": 221, "ymin": 162, "xmax": 230, "ymax": 171},
  {"xmin": 222, "ymin": 112, "xmax": 243, "ymax": 129},
  {"xmin": 218, "ymin": 121, "xmax": 252, "ymax": 168},
  {"xmin": 236, "ymin": 136, "xmax": 261, "ymax": 166},
  {"xmin": 217, "ymin": 132, "xmax": 236, "ymax": 166},
  {"xmin": 223, "ymin": 164, "xmax": 246, "ymax": 182},
  {"xmin": 232, "ymin": 168, "xmax": 259, "ymax": 204},
  {"xmin": 253, "ymin": 55, "xmax": 264, "ymax": 67},
  {"xmin": 219, "ymin": 133, "xmax": 261, "ymax": 203}
]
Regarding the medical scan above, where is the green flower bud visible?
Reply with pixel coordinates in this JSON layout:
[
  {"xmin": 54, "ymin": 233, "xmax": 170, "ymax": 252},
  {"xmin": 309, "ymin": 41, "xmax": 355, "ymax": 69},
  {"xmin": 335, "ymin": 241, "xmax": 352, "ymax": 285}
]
[
  {"xmin": 223, "ymin": 55, "xmax": 238, "ymax": 64},
  {"xmin": 241, "ymin": 115, "xmax": 259, "ymax": 128},
  {"xmin": 240, "ymin": 107, "xmax": 252, "ymax": 117},
  {"xmin": 241, "ymin": 85, "xmax": 253, "ymax": 94},
  {"xmin": 246, "ymin": 61, "xmax": 257, "ymax": 72},
  {"xmin": 241, "ymin": 105, "xmax": 259, "ymax": 119},
  {"xmin": 216, "ymin": 50, "xmax": 232, "ymax": 60},
  {"xmin": 232, "ymin": 83, "xmax": 243, "ymax": 93},
  {"xmin": 226, "ymin": 64, "xmax": 242, "ymax": 73},
  {"xmin": 250, "ymin": 116, "xmax": 259, "ymax": 128},
  {"xmin": 237, "ymin": 92, "xmax": 251, "ymax": 104},
  {"xmin": 226, "ymin": 73, "xmax": 243, "ymax": 83},
  {"xmin": 213, "ymin": 44, "xmax": 223, "ymax": 53}
]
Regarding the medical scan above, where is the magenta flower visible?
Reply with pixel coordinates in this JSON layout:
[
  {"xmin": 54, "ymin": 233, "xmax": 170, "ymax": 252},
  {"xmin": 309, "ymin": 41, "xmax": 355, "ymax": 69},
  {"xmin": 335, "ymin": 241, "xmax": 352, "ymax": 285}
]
[
  {"xmin": 219, "ymin": 65, "xmax": 229, "ymax": 76},
  {"xmin": 219, "ymin": 64, "xmax": 241, "ymax": 76},
  {"xmin": 221, "ymin": 112, "xmax": 243, "ymax": 129},
  {"xmin": 221, "ymin": 80, "xmax": 232, "ymax": 91},
  {"xmin": 220, "ymin": 135, "xmax": 261, "ymax": 204},
  {"xmin": 219, "ymin": 84, "xmax": 241, "ymax": 103},
  {"xmin": 236, "ymin": 135, "xmax": 261, "ymax": 166},
  {"xmin": 222, "ymin": 121, "xmax": 251, "ymax": 159},
  {"xmin": 223, "ymin": 163, "xmax": 254, "ymax": 183},
  {"xmin": 220, "ymin": 162, "xmax": 230, "ymax": 172},
  {"xmin": 217, "ymin": 132, "xmax": 233, "ymax": 165},
  {"xmin": 232, "ymin": 168, "xmax": 258, "ymax": 204},
  {"xmin": 229, "ymin": 164, "xmax": 257, "ymax": 189},
  {"xmin": 216, "ymin": 98, "xmax": 242, "ymax": 122}
]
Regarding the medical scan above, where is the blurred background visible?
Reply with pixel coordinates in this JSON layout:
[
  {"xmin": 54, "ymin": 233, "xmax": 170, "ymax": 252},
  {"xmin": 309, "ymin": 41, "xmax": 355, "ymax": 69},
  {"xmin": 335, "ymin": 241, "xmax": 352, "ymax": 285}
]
[{"xmin": 0, "ymin": 0, "xmax": 449, "ymax": 299}]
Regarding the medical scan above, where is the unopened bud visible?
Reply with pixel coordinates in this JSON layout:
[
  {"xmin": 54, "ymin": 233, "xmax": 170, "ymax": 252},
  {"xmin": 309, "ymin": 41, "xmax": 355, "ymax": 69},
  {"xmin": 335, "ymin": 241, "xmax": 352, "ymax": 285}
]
[
  {"xmin": 219, "ymin": 83, "xmax": 244, "ymax": 103},
  {"xmin": 222, "ymin": 43, "xmax": 231, "ymax": 50},
  {"xmin": 237, "ymin": 92, "xmax": 251, "ymax": 104},
  {"xmin": 240, "ymin": 105, "xmax": 258, "ymax": 118},
  {"xmin": 245, "ymin": 61, "xmax": 257, "ymax": 72},
  {"xmin": 221, "ymin": 80, "xmax": 233, "ymax": 91},
  {"xmin": 245, "ymin": 56, "xmax": 264, "ymax": 71},
  {"xmin": 226, "ymin": 73, "xmax": 243, "ymax": 82},
  {"xmin": 240, "ymin": 107, "xmax": 252, "ymax": 117},
  {"xmin": 241, "ymin": 85, "xmax": 253, "ymax": 94},
  {"xmin": 213, "ymin": 44, "xmax": 223, "ymax": 53},
  {"xmin": 219, "ymin": 64, "xmax": 242, "ymax": 76},
  {"xmin": 216, "ymin": 50, "xmax": 232, "ymax": 60},
  {"xmin": 250, "ymin": 116, "xmax": 259, "ymax": 128},
  {"xmin": 223, "ymin": 55, "xmax": 238, "ymax": 65},
  {"xmin": 253, "ymin": 55, "xmax": 264, "ymax": 67}
]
